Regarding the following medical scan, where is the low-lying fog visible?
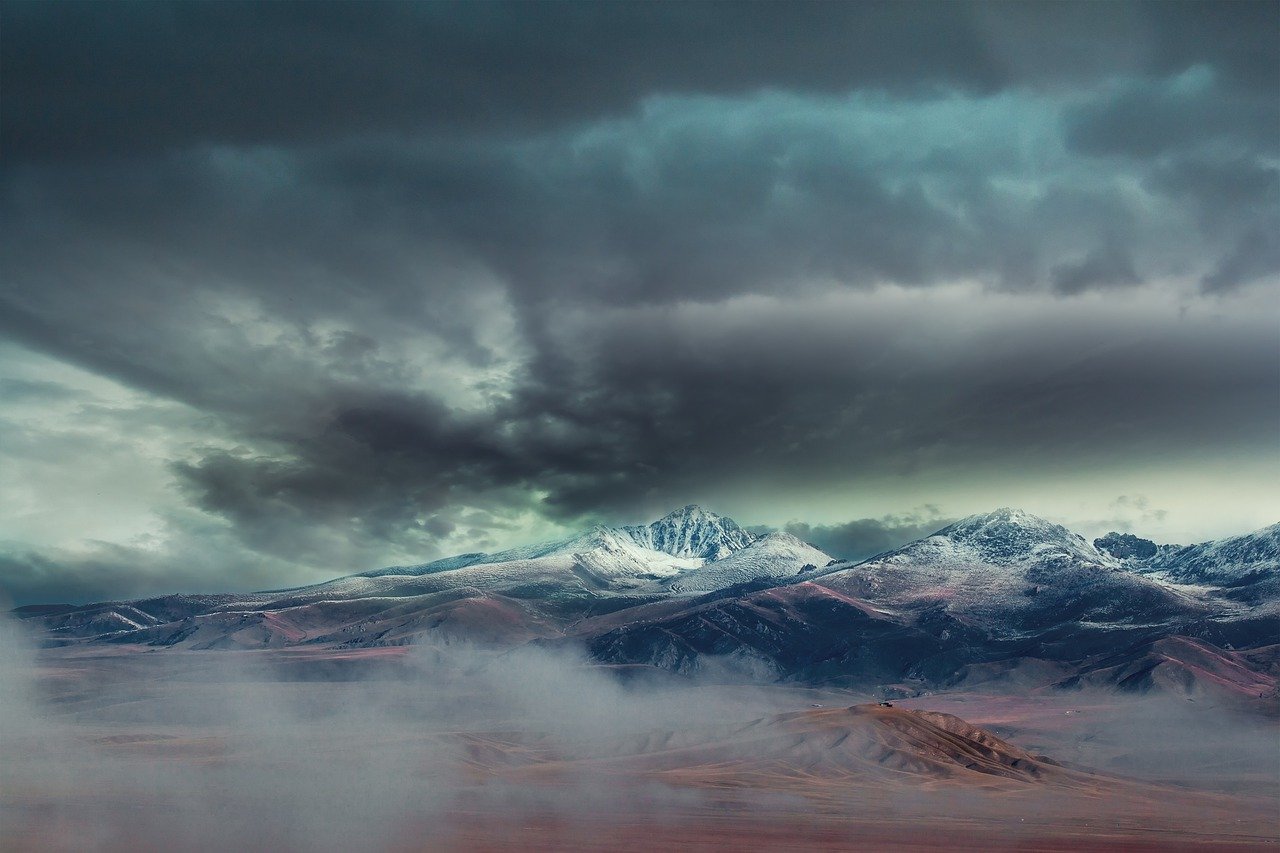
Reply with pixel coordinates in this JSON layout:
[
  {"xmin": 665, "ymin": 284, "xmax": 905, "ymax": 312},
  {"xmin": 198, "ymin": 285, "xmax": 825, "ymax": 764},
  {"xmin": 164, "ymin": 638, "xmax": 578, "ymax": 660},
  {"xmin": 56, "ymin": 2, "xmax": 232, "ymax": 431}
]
[{"xmin": 2, "ymin": 616, "xmax": 1276, "ymax": 851}]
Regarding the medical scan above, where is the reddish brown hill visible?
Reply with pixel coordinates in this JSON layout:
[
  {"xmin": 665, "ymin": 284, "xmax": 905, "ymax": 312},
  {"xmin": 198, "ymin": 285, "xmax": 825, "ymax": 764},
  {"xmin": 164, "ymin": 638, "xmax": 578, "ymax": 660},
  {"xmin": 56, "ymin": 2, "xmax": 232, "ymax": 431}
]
[
  {"xmin": 625, "ymin": 704, "xmax": 1098, "ymax": 790},
  {"xmin": 1058, "ymin": 635, "xmax": 1279, "ymax": 706},
  {"xmin": 464, "ymin": 704, "xmax": 1103, "ymax": 793}
]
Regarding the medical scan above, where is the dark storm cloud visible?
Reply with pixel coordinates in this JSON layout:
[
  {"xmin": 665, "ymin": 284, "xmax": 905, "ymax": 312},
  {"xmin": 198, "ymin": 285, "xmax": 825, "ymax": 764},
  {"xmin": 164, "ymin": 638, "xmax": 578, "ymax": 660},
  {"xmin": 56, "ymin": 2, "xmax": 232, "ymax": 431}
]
[
  {"xmin": 167, "ymin": 388, "xmax": 548, "ymax": 562},
  {"xmin": 155, "ymin": 284, "xmax": 1274, "ymax": 549},
  {"xmin": 1148, "ymin": 157, "xmax": 1280, "ymax": 237},
  {"xmin": 1201, "ymin": 229, "xmax": 1280, "ymax": 294},
  {"xmin": 1, "ymin": 1, "xmax": 1277, "ymax": 602},
  {"xmin": 525, "ymin": 292, "xmax": 1279, "ymax": 516},
  {"xmin": 0, "ymin": 377, "xmax": 84, "ymax": 403},
  {"xmin": 1, "ymin": 0, "xmax": 997, "ymax": 160},
  {"xmin": 1146, "ymin": 155, "xmax": 1280, "ymax": 292},
  {"xmin": 5, "ymin": 0, "xmax": 1278, "ymax": 162},
  {"xmin": 302, "ymin": 126, "xmax": 970, "ymax": 303},
  {"xmin": 1050, "ymin": 243, "xmax": 1141, "ymax": 295},
  {"xmin": 752, "ymin": 510, "xmax": 955, "ymax": 563},
  {"xmin": 1065, "ymin": 74, "xmax": 1280, "ymax": 160},
  {"xmin": 0, "ymin": 546, "xmax": 232, "ymax": 609}
]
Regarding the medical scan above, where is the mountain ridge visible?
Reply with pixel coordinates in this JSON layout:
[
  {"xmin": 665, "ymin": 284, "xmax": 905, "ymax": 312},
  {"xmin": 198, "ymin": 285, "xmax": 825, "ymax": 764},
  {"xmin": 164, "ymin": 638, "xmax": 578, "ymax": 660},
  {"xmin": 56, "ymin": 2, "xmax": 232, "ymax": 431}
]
[{"xmin": 10, "ymin": 505, "xmax": 1278, "ymax": 706}]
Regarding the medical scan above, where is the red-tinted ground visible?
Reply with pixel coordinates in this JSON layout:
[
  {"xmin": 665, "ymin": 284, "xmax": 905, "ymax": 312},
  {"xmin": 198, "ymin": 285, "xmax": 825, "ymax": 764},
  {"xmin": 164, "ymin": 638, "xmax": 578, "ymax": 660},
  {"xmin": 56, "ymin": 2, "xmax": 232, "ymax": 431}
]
[{"xmin": 2, "ymin": 646, "xmax": 1277, "ymax": 852}]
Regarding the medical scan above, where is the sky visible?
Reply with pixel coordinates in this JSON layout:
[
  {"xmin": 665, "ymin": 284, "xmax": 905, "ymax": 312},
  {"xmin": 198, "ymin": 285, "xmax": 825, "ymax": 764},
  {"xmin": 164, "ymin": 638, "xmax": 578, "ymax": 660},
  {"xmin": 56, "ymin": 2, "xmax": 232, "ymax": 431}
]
[{"xmin": 1, "ymin": 1, "xmax": 1278, "ymax": 605}]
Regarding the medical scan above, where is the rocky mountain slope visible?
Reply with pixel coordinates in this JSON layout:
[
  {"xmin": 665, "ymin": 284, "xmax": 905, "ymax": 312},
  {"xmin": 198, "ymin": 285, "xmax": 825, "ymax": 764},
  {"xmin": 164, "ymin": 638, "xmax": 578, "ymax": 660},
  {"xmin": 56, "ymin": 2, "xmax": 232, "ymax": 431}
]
[
  {"xmin": 11, "ymin": 506, "xmax": 1278, "ymax": 703},
  {"xmin": 622, "ymin": 504, "xmax": 757, "ymax": 559},
  {"xmin": 813, "ymin": 508, "xmax": 1212, "ymax": 633},
  {"xmin": 1098, "ymin": 523, "xmax": 1280, "ymax": 585}
]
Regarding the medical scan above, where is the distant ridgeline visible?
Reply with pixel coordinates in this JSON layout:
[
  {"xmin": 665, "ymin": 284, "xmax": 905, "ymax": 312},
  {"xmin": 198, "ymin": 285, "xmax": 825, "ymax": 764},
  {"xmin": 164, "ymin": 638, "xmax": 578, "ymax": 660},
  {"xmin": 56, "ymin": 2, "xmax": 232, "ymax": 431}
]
[{"xmin": 14, "ymin": 506, "xmax": 1280, "ymax": 705}]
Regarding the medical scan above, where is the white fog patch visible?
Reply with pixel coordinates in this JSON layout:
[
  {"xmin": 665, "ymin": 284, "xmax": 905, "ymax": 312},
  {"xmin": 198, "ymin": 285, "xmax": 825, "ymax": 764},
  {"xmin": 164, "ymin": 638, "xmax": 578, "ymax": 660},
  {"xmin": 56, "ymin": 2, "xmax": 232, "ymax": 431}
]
[
  {"xmin": 4, "ymin": 613, "xmax": 1278, "ymax": 851},
  {"xmin": 0, "ymin": 619, "xmax": 795, "ymax": 851}
]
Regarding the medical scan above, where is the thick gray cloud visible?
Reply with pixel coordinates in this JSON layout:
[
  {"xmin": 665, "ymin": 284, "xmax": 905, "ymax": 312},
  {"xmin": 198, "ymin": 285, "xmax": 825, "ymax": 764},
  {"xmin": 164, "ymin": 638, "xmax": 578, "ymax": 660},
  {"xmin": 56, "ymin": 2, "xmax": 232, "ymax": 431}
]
[
  {"xmin": 1065, "ymin": 74, "xmax": 1280, "ymax": 160},
  {"xmin": 0, "ymin": 2, "xmax": 1277, "ymax": 604},
  {"xmin": 752, "ymin": 509, "xmax": 956, "ymax": 563},
  {"xmin": 8, "ymin": 1, "xmax": 1275, "ymax": 161}
]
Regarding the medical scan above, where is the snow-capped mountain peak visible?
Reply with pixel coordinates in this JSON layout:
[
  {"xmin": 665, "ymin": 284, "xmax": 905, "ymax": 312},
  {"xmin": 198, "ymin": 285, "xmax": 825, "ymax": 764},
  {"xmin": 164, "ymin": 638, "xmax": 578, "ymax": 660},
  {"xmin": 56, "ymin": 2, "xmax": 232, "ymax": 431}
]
[
  {"xmin": 933, "ymin": 508, "xmax": 1102, "ymax": 565},
  {"xmin": 1128, "ymin": 522, "xmax": 1280, "ymax": 585},
  {"xmin": 623, "ymin": 504, "xmax": 756, "ymax": 560}
]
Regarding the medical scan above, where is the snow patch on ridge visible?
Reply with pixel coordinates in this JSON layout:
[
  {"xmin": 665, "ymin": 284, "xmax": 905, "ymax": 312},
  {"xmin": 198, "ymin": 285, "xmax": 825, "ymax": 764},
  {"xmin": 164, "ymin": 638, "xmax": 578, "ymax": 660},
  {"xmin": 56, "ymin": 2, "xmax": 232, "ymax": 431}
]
[{"xmin": 655, "ymin": 532, "xmax": 831, "ymax": 594}]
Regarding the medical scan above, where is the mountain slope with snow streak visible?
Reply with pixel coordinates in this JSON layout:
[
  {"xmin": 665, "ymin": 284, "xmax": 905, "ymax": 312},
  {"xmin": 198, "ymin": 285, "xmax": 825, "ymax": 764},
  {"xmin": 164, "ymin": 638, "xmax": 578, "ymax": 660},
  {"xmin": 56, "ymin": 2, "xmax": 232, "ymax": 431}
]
[
  {"xmin": 656, "ymin": 533, "xmax": 832, "ymax": 594},
  {"xmin": 814, "ymin": 508, "xmax": 1207, "ymax": 633}
]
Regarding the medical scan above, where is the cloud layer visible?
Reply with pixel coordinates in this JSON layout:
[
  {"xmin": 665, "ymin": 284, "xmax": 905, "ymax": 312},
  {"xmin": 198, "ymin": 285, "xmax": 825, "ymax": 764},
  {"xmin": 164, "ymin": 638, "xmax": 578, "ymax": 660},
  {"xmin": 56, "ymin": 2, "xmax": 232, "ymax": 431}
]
[{"xmin": 1, "ymin": 2, "xmax": 1277, "ymax": 603}]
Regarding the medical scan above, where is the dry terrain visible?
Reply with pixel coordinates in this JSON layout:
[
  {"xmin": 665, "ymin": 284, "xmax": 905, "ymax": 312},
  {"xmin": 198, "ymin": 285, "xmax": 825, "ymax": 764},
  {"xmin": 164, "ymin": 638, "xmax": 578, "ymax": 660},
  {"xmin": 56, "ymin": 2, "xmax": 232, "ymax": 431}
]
[{"xmin": 2, "ymin": 644, "xmax": 1277, "ymax": 851}]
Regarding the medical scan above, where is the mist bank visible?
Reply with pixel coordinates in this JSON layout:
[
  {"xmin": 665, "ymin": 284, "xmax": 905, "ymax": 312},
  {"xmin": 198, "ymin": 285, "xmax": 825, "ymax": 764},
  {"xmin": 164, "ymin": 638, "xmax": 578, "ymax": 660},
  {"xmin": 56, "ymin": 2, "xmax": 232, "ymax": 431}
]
[{"xmin": 3, "ymin": 613, "xmax": 1278, "ymax": 851}]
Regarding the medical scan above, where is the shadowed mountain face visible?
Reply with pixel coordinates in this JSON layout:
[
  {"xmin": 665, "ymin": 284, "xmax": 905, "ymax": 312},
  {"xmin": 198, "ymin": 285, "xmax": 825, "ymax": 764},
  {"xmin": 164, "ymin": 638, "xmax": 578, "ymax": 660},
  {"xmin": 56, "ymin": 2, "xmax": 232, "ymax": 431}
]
[
  {"xmin": 1055, "ymin": 635, "xmax": 1279, "ymax": 703},
  {"xmin": 582, "ymin": 582, "xmax": 951, "ymax": 683},
  {"xmin": 11, "ymin": 506, "xmax": 1279, "ymax": 704}
]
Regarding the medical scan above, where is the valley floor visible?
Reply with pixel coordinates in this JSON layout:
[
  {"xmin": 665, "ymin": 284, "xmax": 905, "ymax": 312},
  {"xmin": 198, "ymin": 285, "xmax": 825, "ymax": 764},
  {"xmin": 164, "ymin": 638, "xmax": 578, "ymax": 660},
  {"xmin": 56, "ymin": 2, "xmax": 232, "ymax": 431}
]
[{"xmin": 2, "ymin": 646, "xmax": 1277, "ymax": 852}]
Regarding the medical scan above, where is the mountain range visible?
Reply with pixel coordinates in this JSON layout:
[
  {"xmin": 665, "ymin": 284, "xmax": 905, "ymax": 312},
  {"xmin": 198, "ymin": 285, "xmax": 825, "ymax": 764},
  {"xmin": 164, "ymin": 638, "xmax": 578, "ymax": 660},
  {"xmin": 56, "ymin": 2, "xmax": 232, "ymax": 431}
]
[{"xmin": 12, "ymin": 505, "xmax": 1279, "ymax": 705}]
